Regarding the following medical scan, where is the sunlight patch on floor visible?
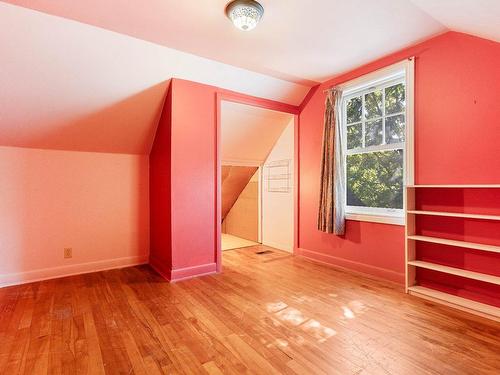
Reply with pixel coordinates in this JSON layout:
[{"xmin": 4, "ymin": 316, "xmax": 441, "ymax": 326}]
[
  {"xmin": 266, "ymin": 301, "xmax": 288, "ymax": 313},
  {"xmin": 266, "ymin": 300, "xmax": 337, "ymax": 345},
  {"xmin": 275, "ymin": 307, "xmax": 307, "ymax": 326},
  {"xmin": 342, "ymin": 306, "xmax": 355, "ymax": 319},
  {"xmin": 302, "ymin": 319, "xmax": 337, "ymax": 343}
]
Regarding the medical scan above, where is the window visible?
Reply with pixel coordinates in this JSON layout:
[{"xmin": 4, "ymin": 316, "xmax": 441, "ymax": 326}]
[{"xmin": 341, "ymin": 61, "xmax": 413, "ymax": 224}]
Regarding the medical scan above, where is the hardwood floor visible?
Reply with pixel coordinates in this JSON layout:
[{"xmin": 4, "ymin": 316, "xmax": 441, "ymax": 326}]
[{"xmin": 1, "ymin": 246, "xmax": 499, "ymax": 374}]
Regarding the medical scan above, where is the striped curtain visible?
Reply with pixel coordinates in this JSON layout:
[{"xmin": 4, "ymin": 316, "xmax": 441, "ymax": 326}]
[{"xmin": 318, "ymin": 88, "xmax": 345, "ymax": 235}]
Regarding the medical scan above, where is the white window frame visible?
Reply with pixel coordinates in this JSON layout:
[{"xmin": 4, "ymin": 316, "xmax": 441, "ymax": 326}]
[{"xmin": 339, "ymin": 59, "xmax": 414, "ymax": 226}]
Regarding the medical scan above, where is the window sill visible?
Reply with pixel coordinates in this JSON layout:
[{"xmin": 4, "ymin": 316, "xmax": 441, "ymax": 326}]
[{"xmin": 345, "ymin": 213, "xmax": 404, "ymax": 226}]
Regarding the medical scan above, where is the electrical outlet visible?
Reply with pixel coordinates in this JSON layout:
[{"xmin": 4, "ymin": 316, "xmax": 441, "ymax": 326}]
[{"xmin": 64, "ymin": 248, "xmax": 72, "ymax": 259}]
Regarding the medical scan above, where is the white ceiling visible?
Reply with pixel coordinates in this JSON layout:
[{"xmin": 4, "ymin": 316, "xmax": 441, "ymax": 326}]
[
  {"xmin": 2, "ymin": 0, "xmax": 449, "ymax": 84},
  {"xmin": 411, "ymin": 0, "xmax": 500, "ymax": 42},
  {"xmin": 0, "ymin": 3, "xmax": 308, "ymax": 154},
  {"xmin": 1, "ymin": 1, "xmax": 497, "ymax": 86},
  {"xmin": 1, "ymin": 1, "xmax": 498, "ymax": 155},
  {"xmin": 221, "ymin": 101, "xmax": 293, "ymax": 164}
]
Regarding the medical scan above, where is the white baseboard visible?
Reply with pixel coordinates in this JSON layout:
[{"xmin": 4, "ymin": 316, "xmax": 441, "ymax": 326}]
[{"xmin": 0, "ymin": 254, "xmax": 149, "ymax": 288}]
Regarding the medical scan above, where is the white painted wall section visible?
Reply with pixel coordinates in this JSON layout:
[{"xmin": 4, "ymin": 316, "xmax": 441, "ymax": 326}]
[{"xmin": 262, "ymin": 120, "xmax": 294, "ymax": 253}]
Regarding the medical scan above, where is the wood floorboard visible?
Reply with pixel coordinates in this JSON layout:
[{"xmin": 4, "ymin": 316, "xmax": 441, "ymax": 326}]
[{"xmin": 0, "ymin": 245, "xmax": 499, "ymax": 374}]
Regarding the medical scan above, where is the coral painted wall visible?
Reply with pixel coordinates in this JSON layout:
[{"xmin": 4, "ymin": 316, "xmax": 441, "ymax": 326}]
[
  {"xmin": 169, "ymin": 79, "xmax": 219, "ymax": 277},
  {"xmin": 150, "ymin": 32, "xmax": 499, "ymax": 293},
  {"xmin": 150, "ymin": 79, "xmax": 219, "ymax": 281},
  {"xmin": 149, "ymin": 79, "xmax": 299, "ymax": 281},
  {"xmin": 150, "ymin": 82, "xmax": 172, "ymax": 277},
  {"xmin": 0, "ymin": 146, "xmax": 149, "ymax": 286},
  {"xmin": 297, "ymin": 32, "xmax": 500, "ymax": 284}
]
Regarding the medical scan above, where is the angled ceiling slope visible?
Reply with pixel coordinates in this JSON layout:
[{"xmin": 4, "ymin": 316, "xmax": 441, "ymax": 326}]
[
  {"xmin": 221, "ymin": 101, "xmax": 293, "ymax": 165},
  {"xmin": 2, "ymin": 1, "xmax": 497, "ymax": 155},
  {"xmin": 3, "ymin": 0, "xmax": 446, "ymax": 83},
  {"xmin": 411, "ymin": 0, "xmax": 500, "ymax": 42},
  {"xmin": 0, "ymin": 3, "xmax": 308, "ymax": 155},
  {"xmin": 221, "ymin": 166, "xmax": 258, "ymax": 221}
]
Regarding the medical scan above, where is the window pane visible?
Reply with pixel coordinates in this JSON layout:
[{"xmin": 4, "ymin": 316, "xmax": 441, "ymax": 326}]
[
  {"xmin": 365, "ymin": 119, "xmax": 382, "ymax": 147},
  {"xmin": 385, "ymin": 83, "xmax": 405, "ymax": 114},
  {"xmin": 346, "ymin": 96, "xmax": 362, "ymax": 124},
  {"xmin": 364, "ymin": 90, "xmax": 382, "ymax": 119},
  {"xmin": 347, "ymin": 150, "xmax": 404, "ymax": 209},
  {"xmin": 347, "ymin": 124, "xmax": 362, "ymax": 149},
  {"xmin": 386, "ymin": 114, "xmax": 405, "ymax": 144}
]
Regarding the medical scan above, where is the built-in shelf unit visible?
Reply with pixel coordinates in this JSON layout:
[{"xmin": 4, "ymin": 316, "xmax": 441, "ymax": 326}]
[{"xmin": 405, "ymin": 185, "xmax": 500, "ymax": 322}]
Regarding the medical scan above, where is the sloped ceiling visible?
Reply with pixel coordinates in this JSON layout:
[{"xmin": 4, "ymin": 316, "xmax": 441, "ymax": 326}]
[
  {"xmin": 1, "ymin": 1, "xmax": 498, "ymax": 154},
  {"xmin": 3, "ymin": 0, "xmax": 446, "ymax": 84},
  {"xmin": 221, "ymin": 102, "xmax": 293, "ymax": 165},
  {"xmin": 411, "ymin": 0, "xmax": 500, "ymax": 42},
  {"xmin": 221, "ymin": 166, "xmax": 258, "ymax": 221},
  {"xmin": 0, "ymin": 3, "xmax": 308, "ymax": 154}
]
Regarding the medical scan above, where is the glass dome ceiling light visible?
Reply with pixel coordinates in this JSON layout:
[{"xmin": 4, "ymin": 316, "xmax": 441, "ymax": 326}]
[{"xmin": 225, "ymin": 0, "xmax": 264, "ymax": 31}]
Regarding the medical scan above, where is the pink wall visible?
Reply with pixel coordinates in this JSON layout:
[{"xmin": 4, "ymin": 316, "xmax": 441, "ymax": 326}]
[
  {"xmin": 150, "ymin": 79, "xmax": 218, "ymax": 281},
  {"xmin": 170, "ymin": 79, "xmax": 218, "ymax": 274},
  {"xmin": 150, "ymin": 83, "xmax": 172, "ymax": 277},
  {"xmin": 149, "ymin": 79, "xmax": 299, "ymax": 281},
  {"xmin": 149, "ymin": 32, "xmax": 499, "ymax": 292},
  {"xmin": 297, "ymin": 32, "xmax": 500, "ymax": 284},
  {"xmin": 0, "ymin": 146, "xmax": 149, "ymax": 286}
]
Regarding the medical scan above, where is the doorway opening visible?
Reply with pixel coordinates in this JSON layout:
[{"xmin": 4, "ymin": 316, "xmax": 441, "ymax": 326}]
[{"xmin": 219, "ymin": 100, "xmax": 296, "ymax": 256}]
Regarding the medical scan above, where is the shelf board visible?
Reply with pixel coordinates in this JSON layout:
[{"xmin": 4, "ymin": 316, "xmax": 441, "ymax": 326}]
[
  {"xmin": 407, "ymin": 210, "xmax": 500, "ymax": 221},
  {"xmin": 407, "ymin": 260, "xmax": 500, "ymax": 285},
  {"xmin": 406, "ymin": 185, "xmax": 500, "ymax": 188},
  {"xmin": 407, "ymin": 235, "xmax": 500, "ymax": 254},
  {"xmin": 408, "ymin": 286, "xmax": 500, "ymax": 321}
]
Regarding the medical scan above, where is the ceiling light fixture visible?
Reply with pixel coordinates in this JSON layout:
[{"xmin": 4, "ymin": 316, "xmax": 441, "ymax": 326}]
[{"xmin": 225, "ymin": 0, "xmax": 264, "ymax": 31}]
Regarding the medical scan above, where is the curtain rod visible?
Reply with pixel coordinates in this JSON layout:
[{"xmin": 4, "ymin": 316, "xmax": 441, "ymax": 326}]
[{"xmin": 322, "ymin": 56, "xmax": 414, "ymax": 94}]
